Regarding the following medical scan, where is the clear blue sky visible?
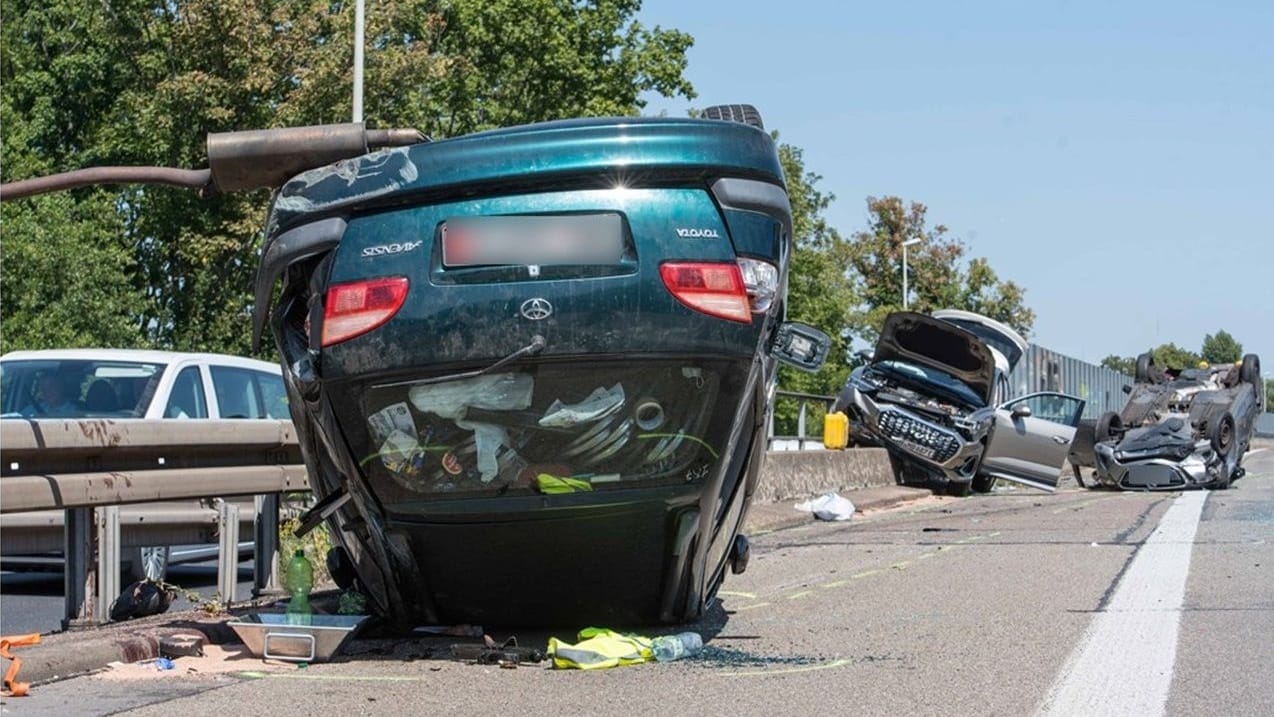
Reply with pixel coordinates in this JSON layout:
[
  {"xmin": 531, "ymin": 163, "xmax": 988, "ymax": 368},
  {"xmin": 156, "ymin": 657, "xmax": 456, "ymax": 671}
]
[{"xmin": 638, "ymin": 0, "xmax": 1272, "ymax": 372}]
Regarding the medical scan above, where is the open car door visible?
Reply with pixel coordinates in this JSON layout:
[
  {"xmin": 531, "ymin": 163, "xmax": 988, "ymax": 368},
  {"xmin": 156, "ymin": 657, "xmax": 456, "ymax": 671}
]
[{"xmin": 980, "ymin": 392, "xmax": 1086, "ymax": 491}]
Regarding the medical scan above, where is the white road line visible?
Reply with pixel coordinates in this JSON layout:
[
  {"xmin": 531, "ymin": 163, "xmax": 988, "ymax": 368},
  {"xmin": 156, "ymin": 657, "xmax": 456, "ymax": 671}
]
[{"xmin": 1037, "ymin": 490, "xmax": 1208, "ymax": 717}]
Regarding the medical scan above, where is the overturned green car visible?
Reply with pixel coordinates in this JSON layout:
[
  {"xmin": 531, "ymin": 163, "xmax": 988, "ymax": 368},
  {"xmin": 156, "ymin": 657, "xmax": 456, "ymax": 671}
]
[{"xmin": 251, "ymin": 108, "xmax": 828, "ymax": 627}]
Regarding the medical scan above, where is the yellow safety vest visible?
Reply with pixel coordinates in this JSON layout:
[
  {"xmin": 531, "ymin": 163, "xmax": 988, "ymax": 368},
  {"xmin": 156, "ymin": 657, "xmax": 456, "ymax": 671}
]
[{"xmin": 547, "ymin": 627, "xmax": 653, "ymax": 670}]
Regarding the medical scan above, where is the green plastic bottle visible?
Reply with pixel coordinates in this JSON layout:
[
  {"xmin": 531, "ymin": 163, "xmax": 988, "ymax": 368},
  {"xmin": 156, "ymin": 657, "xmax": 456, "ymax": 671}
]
[{"xmin": 285, "ymin": 549, "xmax": 313, "ymax": 616}]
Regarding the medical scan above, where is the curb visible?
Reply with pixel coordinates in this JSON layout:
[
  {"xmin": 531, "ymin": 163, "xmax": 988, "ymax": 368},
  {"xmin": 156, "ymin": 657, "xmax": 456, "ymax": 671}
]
[{"xmin": 743, "ymin": 484, "xmax": 934, "ymax": 535}]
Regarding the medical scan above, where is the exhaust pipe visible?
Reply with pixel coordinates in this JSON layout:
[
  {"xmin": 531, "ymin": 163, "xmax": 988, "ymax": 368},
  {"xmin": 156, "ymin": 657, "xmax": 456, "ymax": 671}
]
[{"xmin": 0, "ymin": 123, "xmax": 424, "ymax": 201}]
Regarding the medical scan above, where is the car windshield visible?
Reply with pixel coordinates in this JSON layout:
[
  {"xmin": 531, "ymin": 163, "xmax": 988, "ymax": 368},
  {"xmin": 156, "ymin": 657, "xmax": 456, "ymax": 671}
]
[
  {"xmin": 875, "ymin": 360, "xmax": 984, "ymax": 407},
  {"xmin": 0, "ymin": 358, "xmax": 167, "ymax": 418}
]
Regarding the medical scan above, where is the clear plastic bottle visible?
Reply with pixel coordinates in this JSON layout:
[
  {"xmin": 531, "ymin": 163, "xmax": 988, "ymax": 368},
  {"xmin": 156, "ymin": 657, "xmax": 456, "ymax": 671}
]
[
  {"xmin": 651, "ymin": 631, "xmax": 703, "ymax": 662},
  {"xmin": 285, "ymin": 549, "xmax": 313, "ymax": 616}
]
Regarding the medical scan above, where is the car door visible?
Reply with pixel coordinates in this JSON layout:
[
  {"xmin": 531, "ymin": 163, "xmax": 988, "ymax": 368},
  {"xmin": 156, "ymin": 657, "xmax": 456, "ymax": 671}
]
[{"xmin": 980, "ymin": 392, "xmax": 1086, "ymax": 491}]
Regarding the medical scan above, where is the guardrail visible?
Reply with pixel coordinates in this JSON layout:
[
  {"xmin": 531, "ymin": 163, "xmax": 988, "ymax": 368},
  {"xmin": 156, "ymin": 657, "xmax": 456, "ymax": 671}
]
[
  {"xmin": 767, "ymin": 390, "xmax": 835, "ymax": 451},
  {"xmin": 0, "ymin": 419, "xmax": 308, "ymax": 628}
]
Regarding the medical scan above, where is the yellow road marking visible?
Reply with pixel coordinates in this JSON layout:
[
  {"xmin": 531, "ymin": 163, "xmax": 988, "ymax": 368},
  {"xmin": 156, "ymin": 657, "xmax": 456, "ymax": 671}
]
[
  {"xmin": 718, "ymin": 658, "xmax": 852, "ymax": 678},
  {"xmin": 852, "ymin": 569, "xmax": 881, "ymax": 579},
  {"xmin": 237, "ymin": 672, "xmax": 424, "ymax": 682},
  {"xmin": 819, "ymin": 579, "xmax": 850, "ymax": 588},
  {"xmin": 891, "ymin": 561, "xmax": 911, "ymax": 570},
  {"xmin": 786, "ymin": 590, "xmax": 813, "ymax": 600},
  {"xmin": 718, "ymin": 590, "xmax": 757, "ymax": 599},
  {"xmin": 916, "ymin": 551, "xmax": 937, "ymax": 560}
]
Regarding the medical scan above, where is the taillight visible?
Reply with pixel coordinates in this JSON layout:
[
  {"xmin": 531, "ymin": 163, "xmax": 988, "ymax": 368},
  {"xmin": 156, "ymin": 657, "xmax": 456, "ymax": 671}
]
[
  {"xmin": 736, "ymin": 257, "xmax": 779, "ymax": 313},
  {"xmin": 659, "ymin": 262, "xmax": 751, "ymax": 323},
  {"xmin": 321, "ymin": 276, "xmax": 410, "ymax": 347}
]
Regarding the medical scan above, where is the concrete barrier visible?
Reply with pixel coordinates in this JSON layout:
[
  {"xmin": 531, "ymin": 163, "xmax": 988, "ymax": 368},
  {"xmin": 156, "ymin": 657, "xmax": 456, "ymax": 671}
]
[{"xmin": 753, "ymin": 448, "xmax": 895, "ymax": 503}]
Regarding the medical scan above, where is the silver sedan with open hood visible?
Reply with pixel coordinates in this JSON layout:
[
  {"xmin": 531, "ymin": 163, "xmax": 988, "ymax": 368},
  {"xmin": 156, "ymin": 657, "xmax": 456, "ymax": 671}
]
[{"xmin": 830, "ymin": 311, "xmax": 1085, "ymax": 495}]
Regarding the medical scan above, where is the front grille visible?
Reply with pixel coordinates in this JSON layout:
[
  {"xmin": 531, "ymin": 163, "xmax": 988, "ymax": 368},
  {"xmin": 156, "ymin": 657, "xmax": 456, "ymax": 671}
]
[{"xmin": 877, "ymin": 410, "xmax": 961, "ymax": 463}]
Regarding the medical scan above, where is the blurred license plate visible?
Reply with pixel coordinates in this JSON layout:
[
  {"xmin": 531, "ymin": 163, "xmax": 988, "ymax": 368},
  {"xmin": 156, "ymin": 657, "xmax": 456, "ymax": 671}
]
[
  {"xmin": 441, "ymin": 214, "xmax": 624, "ymax": 267},
  {"xmin": 897, "ymin": 439, "xmax": 937, "ymax": 459}
]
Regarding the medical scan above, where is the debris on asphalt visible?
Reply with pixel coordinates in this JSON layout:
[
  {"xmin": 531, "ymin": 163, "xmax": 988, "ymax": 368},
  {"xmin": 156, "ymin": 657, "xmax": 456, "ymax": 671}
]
[
  {"xmin": 795, "ymin": 492, "xmax": 855, "ymax": 521},
  {"xmin": 160, "ymin": 634, "xmax": 206, "ymax": 659},
  {"xmin": 1, "ymin": 632, "xmax": 41, "ymax": 697},
  {"xmin": 109, "ymin": 580, "xmax": 177, "ymax": 622},
  {"xmin": 450, "ymin": 635, "xmax": 545, "ymax": 667}
]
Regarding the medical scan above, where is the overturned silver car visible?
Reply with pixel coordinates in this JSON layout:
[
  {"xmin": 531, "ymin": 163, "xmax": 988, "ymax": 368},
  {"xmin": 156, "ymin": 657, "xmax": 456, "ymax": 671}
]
[
  {"xmin": 1091, "ymin": 354, "xmax": 1264, "ymax": 490},
  {"xmin": 830, "ymin": 310, "xmax": 1085, "ymax": 495}
]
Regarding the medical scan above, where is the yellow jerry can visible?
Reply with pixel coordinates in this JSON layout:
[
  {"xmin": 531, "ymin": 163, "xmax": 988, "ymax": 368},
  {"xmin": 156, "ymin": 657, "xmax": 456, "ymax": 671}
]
[{"xmin": 823, "ymin": 411, "xmax": 850, "ymax": 450}]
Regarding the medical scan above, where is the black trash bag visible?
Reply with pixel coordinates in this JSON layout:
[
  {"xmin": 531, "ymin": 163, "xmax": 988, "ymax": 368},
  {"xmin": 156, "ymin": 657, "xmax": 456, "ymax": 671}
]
[{"xmin": 110, "ymin": 579, "xmax": 177, "ymax": 622}]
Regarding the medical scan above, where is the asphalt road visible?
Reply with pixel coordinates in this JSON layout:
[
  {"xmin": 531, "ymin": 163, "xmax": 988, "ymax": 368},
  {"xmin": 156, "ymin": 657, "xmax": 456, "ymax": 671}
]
[{"xmin": 7, "ymin": 448, "xmax": 1272, "ymax": 717}]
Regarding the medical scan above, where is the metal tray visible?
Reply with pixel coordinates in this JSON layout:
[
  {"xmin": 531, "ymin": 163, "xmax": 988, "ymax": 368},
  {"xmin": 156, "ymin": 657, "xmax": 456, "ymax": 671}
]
[{"xmin": 227, "ymin": 613, "xmax": 370, "ymax": 663}]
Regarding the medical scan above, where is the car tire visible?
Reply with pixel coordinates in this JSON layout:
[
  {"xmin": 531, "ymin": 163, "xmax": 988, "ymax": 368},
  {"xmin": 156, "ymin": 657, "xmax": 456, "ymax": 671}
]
[
  {"xmin": 702, "ymin": 104, "xmax": 765, "ymax": 130},
  {"xmin": 1209, "ymin": 412, "xmax": 1235, "ymax": 458},
  {"xmin": 1134, "ymin": 352, "xmax": 1154, "ymax": 383},
  {"xmin": 947, "ymin": 480, "xmax": 972, "ymax": 497},
  {"xmin": 1095, "ymin": 411, "xmax": 1123, "ymax": 443},
  {"xmin": 1239, "ymin": 354, "xmax": 1260, "ymax": 386},
  {"xmin": 971, "ymin": 473, "xmax": 996, "ymax": 494}
]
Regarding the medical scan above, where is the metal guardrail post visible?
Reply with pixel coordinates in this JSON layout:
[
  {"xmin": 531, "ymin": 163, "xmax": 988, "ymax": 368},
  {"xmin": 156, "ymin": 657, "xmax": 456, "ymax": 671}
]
[
  {"xmin": 63, "ymin": 506, "xmax": 94, "ymax": 629},
  {"xmin": 217, "ymin": 499, "xmax": 241, "ymax": 605},
  {"xmin": 96, "ymin": 506, "xmax": 120, "ymax": 623},
  {"xmin": 253, "ymin": 493, "xmax": 281, "ymax": 597},
  {"xmin": 797, "ymin": 400, "xmax": 808, "ymax": 449}
]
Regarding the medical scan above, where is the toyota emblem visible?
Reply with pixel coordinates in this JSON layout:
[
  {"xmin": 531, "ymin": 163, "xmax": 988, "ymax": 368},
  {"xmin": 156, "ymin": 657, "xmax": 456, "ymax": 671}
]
[{"xmin": 519, "ymin": 298, "xmax": 554, "ymax": 321}]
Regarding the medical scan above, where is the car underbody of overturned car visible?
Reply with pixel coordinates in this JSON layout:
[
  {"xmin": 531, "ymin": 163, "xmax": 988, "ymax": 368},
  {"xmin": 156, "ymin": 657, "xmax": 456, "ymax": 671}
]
[
  {"xmin": 249, "ymin": 109, "xmax": 831, "ymax": 629},
  {"xmin": 830, "ymin": 311, "xmax": 1085, "ymax": 496},
  {"xmin": 1091, "ymin": 353, "xmax": 1264, "ymax": 491}
]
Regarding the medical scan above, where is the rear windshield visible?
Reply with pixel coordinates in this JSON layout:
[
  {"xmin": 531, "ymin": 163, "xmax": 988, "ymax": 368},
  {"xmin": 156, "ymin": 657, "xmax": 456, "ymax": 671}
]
[
  {"xmin": 353, "ymin": 360, "xmax": 744, "ymax": 502},
  {"xmin": 0, "ymin": 359, "xmax": 166, "ymax": 418}
]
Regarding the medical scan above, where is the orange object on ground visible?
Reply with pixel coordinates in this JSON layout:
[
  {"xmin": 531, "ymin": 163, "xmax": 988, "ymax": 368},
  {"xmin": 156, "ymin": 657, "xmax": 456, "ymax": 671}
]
[{"xmin": 2, "ymin": 633, "xmax": 41, "ymax": 697}]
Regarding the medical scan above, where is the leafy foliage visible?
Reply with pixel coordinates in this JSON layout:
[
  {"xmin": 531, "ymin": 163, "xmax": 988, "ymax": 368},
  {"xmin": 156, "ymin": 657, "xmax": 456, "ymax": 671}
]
[
  {"xmin": 1200, "ymin": 330, "xmax": 1243, "ymax": 365},
  {"xmin": 844, "ymin": 196, "xmax": 1035, "ymax": 345},
  {"xmin": 775, "ymin": 142, "xmax": 857, "ymax": 397},
  {"xmin": 1101, "ymin": 354, "xmax": 1136, "ymax": 375},
  {"xmin": 1, "ymin": 0, "xmax": 695, "ymax": 354}
]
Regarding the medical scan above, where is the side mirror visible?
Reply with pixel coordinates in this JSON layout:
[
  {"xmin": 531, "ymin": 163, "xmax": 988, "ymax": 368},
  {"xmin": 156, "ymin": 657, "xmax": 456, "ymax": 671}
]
[
  {"xmin": 1011, "ymin": 405, "xmax": 1032, "ymax": 419},
  {"xmin": 1121, "ymin": 385, "xmax": 1132, "ymax": 394},
  {"xmin": 771, "ymin": 322, "xmax": 831, "ymax": 372}
]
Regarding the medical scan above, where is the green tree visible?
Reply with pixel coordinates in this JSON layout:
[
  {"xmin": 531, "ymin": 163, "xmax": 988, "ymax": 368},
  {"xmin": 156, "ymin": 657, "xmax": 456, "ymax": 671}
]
[
  {"xmin": 845, "ymin": 196, "xmax": 1035, "ymax": 343},
  {"xmin": 1265, "ymin": 379, "xmax": 1273, "ymax": 411},
  {"xmin": 1101, "ymin": 355, "xmax": 1136, "ymax": 375},
  {"xmin": 1, "ymin": 0, "xmax": 695, "ymax": 354},
  {"xmin": 776, "ymin": 141, "xmax": 857, "ymax": 401},
  {"xmin": 1151, "ymin": 343, "xmax": 1202, "ymax": 370},
  {"xmin": 766, "ymin": 140, "xmax": 858, "ymax": 438},
  {"xmin": 0, "ymin": 193, "xmax": 149, "ymax": 353},
  {"xmin": 1200, "ymin": 330, "xmax": 1243, "ymax": 365}
]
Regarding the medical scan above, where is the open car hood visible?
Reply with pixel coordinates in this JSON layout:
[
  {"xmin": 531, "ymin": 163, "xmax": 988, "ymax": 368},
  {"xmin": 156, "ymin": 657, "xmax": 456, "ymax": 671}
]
[
  {"xmin": 874, "ymin": 312, "xmax": 996, "ymax": 405},
  {"xmin": 930, "ymin": 309, "xmax": 1029, "ymax": 372}
]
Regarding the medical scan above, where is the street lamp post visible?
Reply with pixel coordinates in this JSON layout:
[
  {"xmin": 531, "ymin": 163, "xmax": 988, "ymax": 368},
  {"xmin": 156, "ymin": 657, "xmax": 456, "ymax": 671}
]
[
  {"xmin": 353, "ymin": 0, "xmax": 365, "ymax": 123},
  {"xmin": 901, "ymin": 238, "xmax": 922, "ymax": 310}
]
